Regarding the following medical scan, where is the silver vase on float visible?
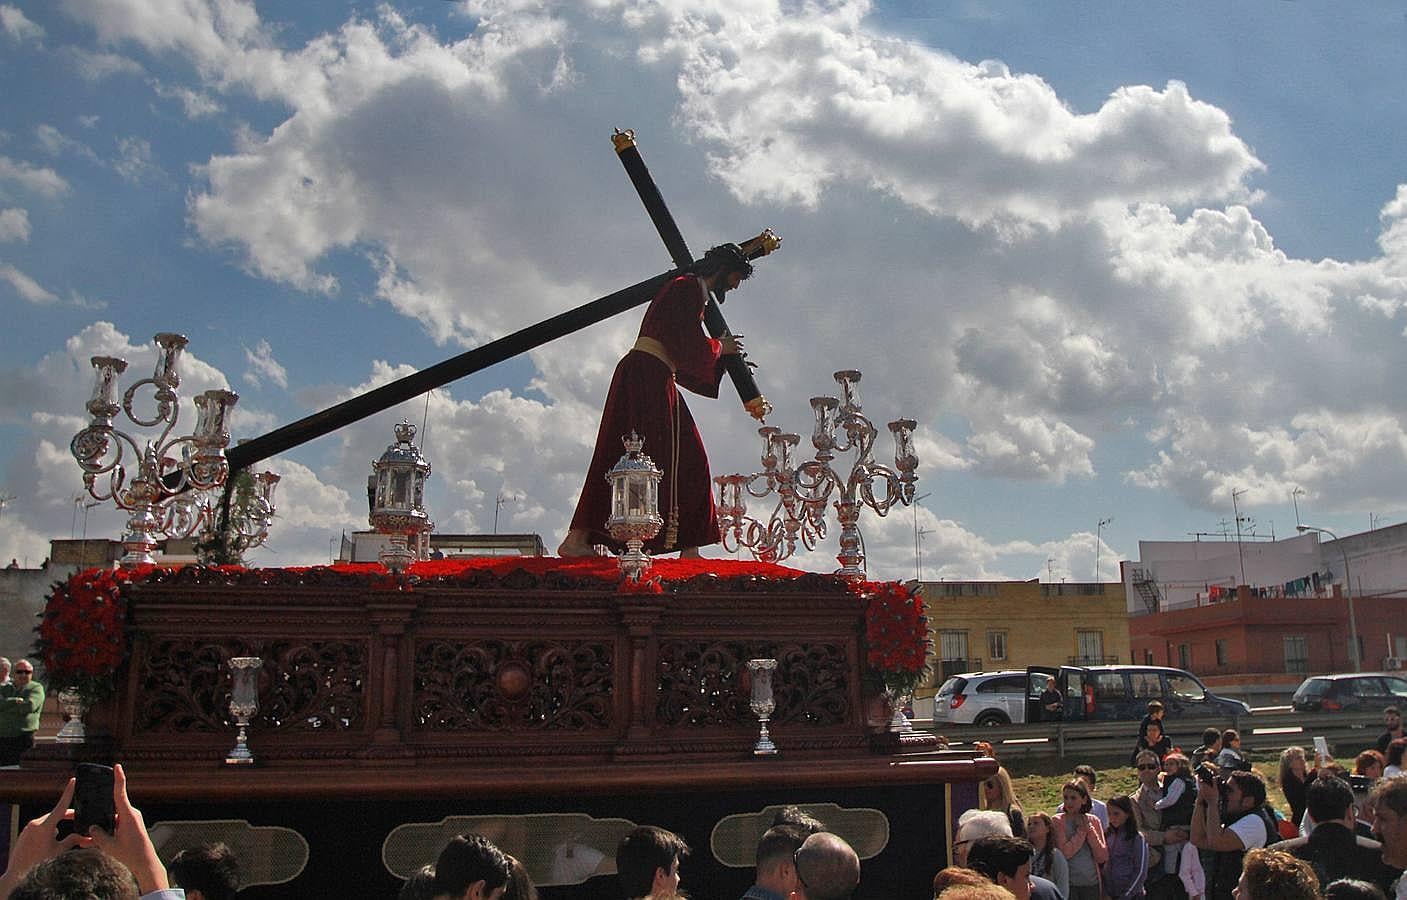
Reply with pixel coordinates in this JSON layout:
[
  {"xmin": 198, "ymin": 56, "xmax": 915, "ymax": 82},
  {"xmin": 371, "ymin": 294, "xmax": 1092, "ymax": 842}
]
[
  {"xmin": 225, "ymin": 656, "xmax": 262, "ymax": 765},
  {"xmin": 747, "ymin": 658, "xmax": 779, "ymax": 756}
]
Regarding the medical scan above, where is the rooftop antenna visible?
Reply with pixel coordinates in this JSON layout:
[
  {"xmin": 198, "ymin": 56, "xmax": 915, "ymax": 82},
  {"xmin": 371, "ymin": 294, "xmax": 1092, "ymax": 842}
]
[
  {"xmin": 1232, "ymin": 488, "xmax": 1248, "ymax": 585},
  {"xmin": 1095, "ymin": 517, "xmax": 1113, "ymax": 582},
  {"xmin": 493, "ymin": 491, "xmax": 513, "ymax": 534},
  {"xmin": 912, "ymin": 492, "xmax": 932, "ymax": 580},
  {"xmin": 1291, "ymin": 487, "xmax": 1305, "ymax": 527}
]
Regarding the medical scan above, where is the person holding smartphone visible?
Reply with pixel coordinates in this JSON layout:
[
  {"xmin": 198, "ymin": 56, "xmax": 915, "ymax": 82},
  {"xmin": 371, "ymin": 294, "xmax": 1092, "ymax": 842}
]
[{"xmin": 0, "ymin": 764, "xmax": 183, "ymax": 899}]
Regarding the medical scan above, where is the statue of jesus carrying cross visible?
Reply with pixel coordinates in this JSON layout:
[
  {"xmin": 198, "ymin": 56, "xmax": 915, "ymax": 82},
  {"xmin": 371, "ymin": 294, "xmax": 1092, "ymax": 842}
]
[{"xmin": 556, "ymin": 243, "xmax": 757, "ymax": 558}]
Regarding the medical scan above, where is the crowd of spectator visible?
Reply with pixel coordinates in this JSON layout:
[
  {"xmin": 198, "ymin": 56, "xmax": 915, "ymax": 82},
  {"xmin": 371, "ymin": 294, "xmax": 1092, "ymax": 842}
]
[
  {"xmin": 10, "ymin": 704, "xmax": 1407, "ymax": 899},
  {"xmin": 933, "ymin": 701, "xmax": 1407, "ymax": 900}
]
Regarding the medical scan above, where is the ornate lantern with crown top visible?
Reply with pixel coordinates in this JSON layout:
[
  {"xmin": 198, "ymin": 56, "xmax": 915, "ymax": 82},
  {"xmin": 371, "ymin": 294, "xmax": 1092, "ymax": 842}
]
[
  {"xmin": 368, "ymin": 422, "xmax": 432, "ymax": 572},
  {"xmin": 605, "ymin": 432, "xmax": 664, "ymax": 580}
]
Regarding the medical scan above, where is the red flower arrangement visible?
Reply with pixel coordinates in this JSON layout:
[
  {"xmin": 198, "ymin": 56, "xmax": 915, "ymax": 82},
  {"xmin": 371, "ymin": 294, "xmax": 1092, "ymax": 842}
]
[
  {"xmin": 854, "ymin": 580, "xmax": 930, "ymax": 696},
  {"xmin": 34, "ymin": 566, "xmax": 151, "ymax": 703}
]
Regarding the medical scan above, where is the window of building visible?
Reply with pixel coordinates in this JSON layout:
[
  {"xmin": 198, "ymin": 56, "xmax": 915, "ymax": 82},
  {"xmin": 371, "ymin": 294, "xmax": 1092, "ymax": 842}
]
[
  {"xmin": 939, "ymin": 583, "xmax": 998, "ymax": 597},
  {"xmin": 987, "ymin": 631, "xmax": 1008, "ymax": 661},
  {"xmin": 939, "ymin": 630, "xmax": 969, "ymax": 660},
  {"xmin": 1284, "ymin": 636, "xmax": 1309, "ymax": 674},
  {"xmin": 1178, "ymin": 643, "xmax": 1192, "ymax": 669},
  {"xmin": 1075, "ymin": 630, "xmax": 1104, "ymax": 664},
  {"xmin": 938, "ymin": 630, "xmax": 971, "ymax": 679},
  {"xmin": 1144, "ymin": 649, "xmax": 1154, "ymax": 665},
  {"xmin": 1215, "ymin": 639, "xmax": 1228, "ymax": 666}
]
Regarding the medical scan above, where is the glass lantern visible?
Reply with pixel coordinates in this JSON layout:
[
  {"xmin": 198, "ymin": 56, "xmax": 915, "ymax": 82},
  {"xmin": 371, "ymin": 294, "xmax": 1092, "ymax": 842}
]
[
  {"xmin": 605, "ymin": 431, "xmax": 664, "ymax": 580},
  {"xmin": 369, "ymin": 421, "xmax": 433, "ymax": 566}
]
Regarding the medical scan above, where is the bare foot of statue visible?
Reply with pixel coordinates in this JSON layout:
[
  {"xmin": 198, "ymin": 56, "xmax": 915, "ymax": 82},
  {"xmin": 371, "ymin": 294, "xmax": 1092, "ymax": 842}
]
[
  {"xmin": 557, "ymin": 529, "xmax": 594, "ymax": 557},
  {"xmin": 679, "ymin": 547, "xmax": 702, "ymax": 559}
]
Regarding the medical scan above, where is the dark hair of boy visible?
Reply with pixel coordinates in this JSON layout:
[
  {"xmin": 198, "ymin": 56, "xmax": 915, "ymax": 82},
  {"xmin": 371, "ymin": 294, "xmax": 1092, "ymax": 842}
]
[
  {"xmin": 616, "ymin": 826, "xmax": 688, "ymax": 899},
  {"xmin": 432, "ymin": 833, "xmax": 512, "ymax": 899},
  {"xmin": 168, "ymin": 842, "xmax": 240, "ymax": 900}
]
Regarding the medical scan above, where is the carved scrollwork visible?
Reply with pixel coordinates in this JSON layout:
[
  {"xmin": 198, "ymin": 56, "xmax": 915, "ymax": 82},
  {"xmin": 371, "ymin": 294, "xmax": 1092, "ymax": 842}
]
[
  {"xmin": 655, "ymin": 640, "xmax": 850, "ymax": 728},
  {"xmin": 667, "ymin": 572, "xmax": 853, "ymax": 595},
  {"xmin": 132, "ymin": 639, "xmax": 368, "ymax": 734},
  {"xmin": 411, "ymin": 639, "xmax": 614, "ymax": 732}
]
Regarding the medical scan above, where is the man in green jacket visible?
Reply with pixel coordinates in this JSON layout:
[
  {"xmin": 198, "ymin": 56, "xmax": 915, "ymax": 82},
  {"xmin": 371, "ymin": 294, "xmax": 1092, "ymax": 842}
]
[{"xmin": 0, "ymin": 660, "xmax": 44, "ymax": 765}]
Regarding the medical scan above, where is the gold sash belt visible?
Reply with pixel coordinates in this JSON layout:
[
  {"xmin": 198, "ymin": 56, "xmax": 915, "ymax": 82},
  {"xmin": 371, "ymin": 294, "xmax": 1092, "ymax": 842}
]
[{"xmin": 632, "ymin": 336, "xmax": 675, "ymax": 372}]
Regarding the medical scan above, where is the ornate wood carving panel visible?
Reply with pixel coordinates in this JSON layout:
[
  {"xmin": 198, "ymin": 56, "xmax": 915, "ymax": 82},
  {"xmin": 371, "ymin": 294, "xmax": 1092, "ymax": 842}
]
[
  {"xmin": 411, "ymin": 639, "xmax": 614, "ymax": 732},
  {"xmin": 655, "ymin": 641, "xmax": 850, "ymax": 728},
  {"xmin": 132, "ymin": 639, "xmax": 369, "ymax": 734}
]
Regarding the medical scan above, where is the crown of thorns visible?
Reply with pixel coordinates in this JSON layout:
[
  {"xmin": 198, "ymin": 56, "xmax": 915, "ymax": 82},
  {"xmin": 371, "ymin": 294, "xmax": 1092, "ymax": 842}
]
[{"xmin": 702, "ymin": 243, "xmax": 753, "ymax": 280}]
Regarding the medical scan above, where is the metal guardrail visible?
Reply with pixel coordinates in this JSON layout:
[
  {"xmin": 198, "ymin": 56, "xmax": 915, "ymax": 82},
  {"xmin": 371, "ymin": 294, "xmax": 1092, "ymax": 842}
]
[{"xmin": 918, "ymin": 710, "xmax": 1386, "ymax": 762}]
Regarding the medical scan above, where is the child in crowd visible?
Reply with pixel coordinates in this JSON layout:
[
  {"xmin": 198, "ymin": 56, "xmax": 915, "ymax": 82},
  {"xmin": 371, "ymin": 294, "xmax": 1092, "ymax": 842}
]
[
  {"xmin": 1028, "ymin": 812, "xmax": 1070, "ymax": 900},
  {"xmin": 1138, "ymin": 701, "xmax": 1166, "ymax": 743},
  {"xmin": 1214, "ymin": 729, "xmax": 1249, "ymax": 771},
  {"xmin": 1154, "ymin": 752, "xmax": 1195, "ymax": 879},
  {"xmin": 1101, "ymin": 795, "xmax": 1148, "ymax": 900},
  {"xmin": 1054, "ymin": 779, "xmax": 1109, "ymax": 900},
  {"xmin": 1130, "ymin": 720, "xmax": 1172, "ymax": 765},
  {"xmin": 1190, "ymin": 727, "xmax": 1221, "ymax": 767},
  {"xmin": 1355, "ymin": 749, "xmax": 1386, "ymax": 780}
]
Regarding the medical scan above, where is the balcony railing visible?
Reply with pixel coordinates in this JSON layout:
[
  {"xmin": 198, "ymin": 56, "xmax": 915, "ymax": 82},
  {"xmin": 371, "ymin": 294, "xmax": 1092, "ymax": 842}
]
[{"xmin": 938, "ymin": 658, "xmax": 985, "ymax": 679}]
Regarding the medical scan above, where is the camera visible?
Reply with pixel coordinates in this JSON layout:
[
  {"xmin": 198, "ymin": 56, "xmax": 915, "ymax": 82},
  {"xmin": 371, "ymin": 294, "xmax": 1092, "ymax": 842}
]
[
  {"xmin": 1196, "ymin": 763, "xmax": 1218, "ymax": 783},
  {"xmin": 1349, "ymin": 774, "xmax": 1374, "ymax": 792}
]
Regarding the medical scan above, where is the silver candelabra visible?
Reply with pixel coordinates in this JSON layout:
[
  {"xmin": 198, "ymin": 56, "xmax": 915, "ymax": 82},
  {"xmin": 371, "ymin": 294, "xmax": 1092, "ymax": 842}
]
[
  {"xmin": 69, "ymin": 333, "xmax": 279, "ymax": 566},
  {"xmin": 716, "ymin": 370, "xmax": 918, "ymax": 580}
]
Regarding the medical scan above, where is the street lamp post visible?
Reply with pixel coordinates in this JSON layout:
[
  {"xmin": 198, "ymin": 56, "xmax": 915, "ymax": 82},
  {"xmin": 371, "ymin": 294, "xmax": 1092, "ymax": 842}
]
[{"xmin": 1298, "ymin": 524, "xmax": 1359, "ymax": 672}]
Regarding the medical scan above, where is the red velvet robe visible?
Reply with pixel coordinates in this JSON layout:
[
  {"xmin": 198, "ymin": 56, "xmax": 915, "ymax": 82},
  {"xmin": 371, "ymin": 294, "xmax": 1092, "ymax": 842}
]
[{"xmin": 568, "ymin": 274, "xmax": 725, "ymax": 552}]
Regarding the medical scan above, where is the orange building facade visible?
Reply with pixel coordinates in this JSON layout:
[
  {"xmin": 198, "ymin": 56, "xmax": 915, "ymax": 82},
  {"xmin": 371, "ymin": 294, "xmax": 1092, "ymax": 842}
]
[{"xmin": 1127, "ymin": 584, "xmax": 1407, "ymax": 701}]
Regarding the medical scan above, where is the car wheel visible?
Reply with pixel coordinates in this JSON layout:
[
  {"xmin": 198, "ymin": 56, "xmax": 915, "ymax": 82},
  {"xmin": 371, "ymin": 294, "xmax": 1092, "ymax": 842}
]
[{"xmin": 974, "ymin": 711, "xmax": 1010, "ymax": 727}]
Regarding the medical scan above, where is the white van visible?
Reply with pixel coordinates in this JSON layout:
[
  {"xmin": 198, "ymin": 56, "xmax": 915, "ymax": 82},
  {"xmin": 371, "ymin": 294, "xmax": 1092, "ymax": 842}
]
[{"xmin": 931, "ymin": 670, "xmax": 1031, "ymax": 727}]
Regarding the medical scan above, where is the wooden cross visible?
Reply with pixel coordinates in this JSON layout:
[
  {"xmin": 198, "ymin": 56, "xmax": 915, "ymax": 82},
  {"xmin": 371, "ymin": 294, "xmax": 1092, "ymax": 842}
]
[{"xmin": 225, "ymin": 134, "xmax": 780, "ymax": 474}]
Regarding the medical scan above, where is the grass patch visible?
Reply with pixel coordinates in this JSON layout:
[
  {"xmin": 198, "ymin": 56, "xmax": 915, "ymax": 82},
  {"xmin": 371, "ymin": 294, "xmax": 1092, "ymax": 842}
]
[{"xmin": 1008, "ymin": 753, "xmax": 1291, "ymax": 817}]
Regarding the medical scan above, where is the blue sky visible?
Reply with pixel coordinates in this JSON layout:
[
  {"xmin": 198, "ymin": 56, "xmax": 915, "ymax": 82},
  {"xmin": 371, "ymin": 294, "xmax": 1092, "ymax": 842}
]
[{"xmin": 2, "ymin": 1, "xmax": 1406, "ymax": 583}]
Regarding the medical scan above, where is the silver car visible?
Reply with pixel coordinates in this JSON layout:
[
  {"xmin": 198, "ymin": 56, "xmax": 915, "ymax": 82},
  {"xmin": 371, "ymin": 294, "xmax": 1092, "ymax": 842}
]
[{"xmin": 931, "ymin": 670, "xmax": 1031, "ymax": 727}]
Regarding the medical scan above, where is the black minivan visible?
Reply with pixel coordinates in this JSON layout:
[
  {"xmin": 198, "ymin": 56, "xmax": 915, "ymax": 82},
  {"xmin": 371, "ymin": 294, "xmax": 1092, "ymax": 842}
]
[
  {"xmin": 1291, "ymin": 673, "xmax": 1407, "ymax": 712},
  {"xmin": 1025, "ymin": 664, "xmax": 1251, "ymax": 723}
]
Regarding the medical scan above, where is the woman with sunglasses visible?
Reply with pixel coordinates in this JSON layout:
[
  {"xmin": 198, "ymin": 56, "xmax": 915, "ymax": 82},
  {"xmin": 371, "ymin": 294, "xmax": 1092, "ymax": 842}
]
[{"xmin": 980, "ymin": 766, "xmax": 1027, "ymax": 838}]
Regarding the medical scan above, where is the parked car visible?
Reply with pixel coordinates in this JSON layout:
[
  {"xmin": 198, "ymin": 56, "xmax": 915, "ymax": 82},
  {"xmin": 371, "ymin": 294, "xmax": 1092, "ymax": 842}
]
[
  {"xmin": 931, "ymin": 670, "xmax": 1032, "ymax": 727},
  {"xmin": 1025, "ymin": 664, "xmax": 1251, "ymax": 723},
  {"xmin": 1291, "ymin": 672, "xmax": 1407, "ymax": 712}
]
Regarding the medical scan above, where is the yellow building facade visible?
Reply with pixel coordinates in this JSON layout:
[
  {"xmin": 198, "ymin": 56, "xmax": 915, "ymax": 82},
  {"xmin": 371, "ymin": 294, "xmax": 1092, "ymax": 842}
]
[{"xmin": 913, "ymin": 580, "xmax": 1131, "ymax": 693}]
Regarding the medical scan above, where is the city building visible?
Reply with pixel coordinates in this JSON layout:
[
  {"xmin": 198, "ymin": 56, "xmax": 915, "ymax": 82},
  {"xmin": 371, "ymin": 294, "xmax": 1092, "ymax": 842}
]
[
  {"xmin": 1122, "ymin": 523, "xmax": 1407, "ymax": 701},
  {"xmin": 911, "ymin": 579, "xmax": 1130, "ymax": 688},
  {"xmin": 337, "ymin": 531, "xmax": 547, "ymax": 562}
]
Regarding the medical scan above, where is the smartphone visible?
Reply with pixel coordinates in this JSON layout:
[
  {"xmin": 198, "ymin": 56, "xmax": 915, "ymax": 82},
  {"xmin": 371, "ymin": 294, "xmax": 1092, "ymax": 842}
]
[
  {"xmin": 72, "ymin": 763, "xmax": 116, "ymax": 835},
  {"xmin": 1313, "ymin": 736, "xmax": 1330, "ymax": 760}
]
